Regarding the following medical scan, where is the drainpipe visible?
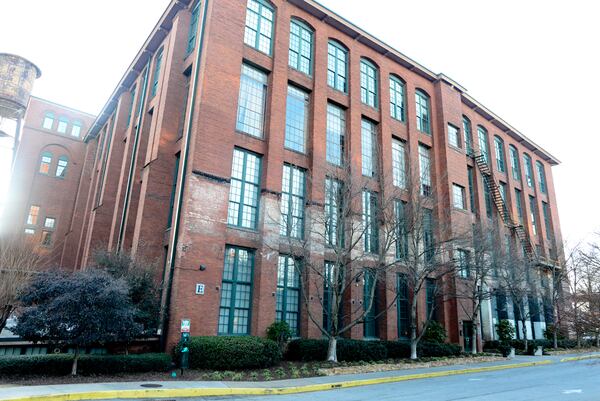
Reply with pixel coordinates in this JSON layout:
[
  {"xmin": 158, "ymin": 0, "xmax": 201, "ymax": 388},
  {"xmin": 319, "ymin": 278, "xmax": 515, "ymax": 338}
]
[
  {"xmin": 157, "ymin": 0, "xmax": 210, "ymax": 346},
  {"xmin": 116, "ymin": 60, "xmax": 151, "ymax": 251}
]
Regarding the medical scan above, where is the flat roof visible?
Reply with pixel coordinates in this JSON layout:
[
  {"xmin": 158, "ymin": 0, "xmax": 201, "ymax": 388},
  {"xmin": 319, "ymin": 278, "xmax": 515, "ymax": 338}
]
[{"xmin": 85, "ymin": 0, "xmax": 560, "ymax": 165}]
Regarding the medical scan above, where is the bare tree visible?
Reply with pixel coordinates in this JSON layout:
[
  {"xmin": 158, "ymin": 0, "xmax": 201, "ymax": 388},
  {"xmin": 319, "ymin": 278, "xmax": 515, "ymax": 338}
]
[
  {"xmin": 0, "ymin": 235, "xmax": 44, "ymax": 333},
  {"xmin": 454, "ymin": 222, "xmax": 506, "ymax": 354}
]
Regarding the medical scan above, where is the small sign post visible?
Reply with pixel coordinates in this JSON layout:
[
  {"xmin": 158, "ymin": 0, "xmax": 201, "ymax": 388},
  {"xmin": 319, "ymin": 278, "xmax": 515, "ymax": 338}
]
[{"xmin": 180, "ymin": 319, "xmax": 190, "ymax": 375}]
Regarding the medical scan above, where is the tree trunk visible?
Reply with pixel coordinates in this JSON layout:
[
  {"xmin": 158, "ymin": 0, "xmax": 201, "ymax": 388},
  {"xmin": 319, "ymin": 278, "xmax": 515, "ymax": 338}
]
[
  {"xmin": 577, "ymin": 335, "xmax": 582, "ymax": 348},
  {"xmin": 553, "ymin": 304, "xmax": 559, "ymax": 349},
  {"xmin": 410, "ymin": 301, "xmax": 418, "ymax": 360},
  {"xmin": 553, "ymin": 328, "xmax": 558, "ymax": 350},
  {"xmin": 327, "ymin": 337, "xmax": 337, "ymax": 363},
  {"xmin": 71, "ymin": 347, "xmax": 79, "ymax": 376},
  {"xmin": 471, "ymin": 323, "xmax": 478, "ymax": 355},
  {"xmin": 0, "ymin": 305, "xmax": 14, "ymax": 334},
  {"xmin": 596, "ymin": 332, "xmax": 599, "ymax": 348},
  {"xmin": 521, "ymin": 320, "xmax": 528, "ymax": 353}
]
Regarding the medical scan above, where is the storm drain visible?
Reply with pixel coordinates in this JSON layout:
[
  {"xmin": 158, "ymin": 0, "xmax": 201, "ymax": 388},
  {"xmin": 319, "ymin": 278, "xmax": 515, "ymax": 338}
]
[{"xmin": 140, "ymin": 383, "xmax": 164, "ymax": 388}]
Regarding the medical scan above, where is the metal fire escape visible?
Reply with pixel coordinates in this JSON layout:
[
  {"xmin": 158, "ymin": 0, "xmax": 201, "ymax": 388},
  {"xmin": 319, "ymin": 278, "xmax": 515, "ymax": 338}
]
[{"xmin": 471, "ymin": 152, "xmax": 537, "ymax": 262}]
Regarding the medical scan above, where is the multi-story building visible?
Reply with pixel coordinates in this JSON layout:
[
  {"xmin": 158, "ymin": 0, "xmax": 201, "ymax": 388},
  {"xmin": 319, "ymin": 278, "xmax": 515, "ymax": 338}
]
[
  {"xmin": 59, "ymin": 0, "xmax": 563, "ymax": 350},
  {"xmin": 1, "ymin": 96, "xmax": 95, "ymax": 267}
]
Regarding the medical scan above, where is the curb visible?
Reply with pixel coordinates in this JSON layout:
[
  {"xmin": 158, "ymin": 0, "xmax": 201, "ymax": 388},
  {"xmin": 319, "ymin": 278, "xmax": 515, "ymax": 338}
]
[
  {"xmin": 559, "ymin": 354, "xmax": 600, "ymax": 363},
  {"xmin": 2, "ymin": 360, "xmax": 552, "ymax": 401}
]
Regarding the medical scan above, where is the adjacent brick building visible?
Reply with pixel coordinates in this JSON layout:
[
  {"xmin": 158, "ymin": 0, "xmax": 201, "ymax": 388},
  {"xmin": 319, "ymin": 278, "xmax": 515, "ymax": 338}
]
[
  {"xmin": 11, "ymin": 0, "xmax": 563, "ymax": 350},
  {"xmin": 1, "ymin": 96, "xmax": 95, "ymax": 267}
]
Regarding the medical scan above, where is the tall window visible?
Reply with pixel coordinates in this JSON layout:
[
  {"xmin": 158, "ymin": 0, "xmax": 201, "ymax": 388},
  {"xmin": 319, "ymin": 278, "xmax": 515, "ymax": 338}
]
[
  {"xmin": 453, "ymin": 184, "xmax": 466, "ymax": 209},
  {"xmin": 325, "ymin": 177, "xmax": 342, "ymax": 247},
  {"xmin": 362, "ymin": 190, "xmax": 378, "ymax": 253},
  {"xmin": 499, "ymin": 182, "xmax": 507, "ymax": 203},
  {"xmin": 483, "ymin": 177, "xmax": 493, "ymax": 219},
  {"xmin": 360, "ymin": 59, "xmax": 378, "ymax": 107},
  {"xmin": 151, "ymin": 47, "xmax": 163, "ymax": 97},
  {"xmin": 419, "ymin": 145, "xmax": 431, "ymax": 196},
  {"xmin": 426, "ymin": 278, "xmax": 437, "ymax": 319},
  {"xmin": 289, "ymin": 20, "xmax": 312, "ymax": 75},
  {"xmin": 228, "ymin": 148, "xmax": 261, "ymax": 229},
  {"xmin": 529, "ymin": 196, "xmax": 538, "ymax": 236},
  {"xmin": 178, "ymin": 70, "xmax": 192, "ymax": 138},
  {"xmin": 42, "ymin": 112, "xmax": 54, "ymax": 130},
  {"xmin": 515, "ymin": 188, "xmax": 524, "ymax": 224},
  {"xmin": 542, "ymin": 201, "xmax": 553, "ymax": 240},
  {"xmin": 281, "ymin": 164, "xmax": 305, "ymax": 239},
  {"xmin": 463, "ymin": 116, "xmax": 473, "ymax": 155},
  {"xmin": 392, "ymin": 139, "xmax": 406, "ymax": 188},
  {"xmin": 361, "ymin": 119, "xmax": 377, "ymax": 177},
  {"xmin": 448, "ymin": 124, "xmax": 460, "ymax": 148},
  {"xmin": 57, "ymin": 117, "xmax": 69, "ymax": 134},
  {"xmin": 126, "ymin": 86, "xmax": 137, "ymax": 127},
  {"xmin": 284, "ymin": 85, "xmax": 309, "ymax": 153},
  {"xmin": 523, "ymin": 154, "xmax": 534, "ymax": 188},
  {"xmin": 236, "ymin": 64, "xmax": 268, "ymax": 138},
  {"xmin": 415, "ymin": 90, "xmax": 431, "ymax": 134},
  {"xmin": 396, "ymin": 273, "xmax": 410, "ymax": 338},
  {"xmin": 167, "ymin": 153, "xmax": 180, "ymax": 228},
  {"xmin": 326, "ymin": 103, "xmax": 345, "ymax": 166},
  {"xmin": 395, "ymin": 200, "xmax": 408, "ymax": 260},
  {"xmin": 327, "ymin": 41, "xmax": 347, "ymax": 92},
  {"xmin": 56, "ymin": 156, "xmax": 68, "ymax": 178},
  {"xmin": 509, "ymin": 145, "xmax": 521, "ymax": 181},
  {"xmin": 186, "ymin": 1, "xmax": 201, "ymax": 54},
  {"xmin": 467, "ymin": 166, "xmax": 475, "ymax": 212},
  {"xmin": 363, "ymin": 270, "xmax": 378, "ymax": 338},
  {"xmin": 44, "ymin": 217, "xmax": 56, "ymax": 229},
  {"xmin": 423, "ymin": 209, "xmax": 434, "ymax": 262},
  {"xmin": 323, "ymin": 262, "xmax": 343, "ymax": 333},
  {"xmin": 389, "ymin": 76, "xmax": 405, "ymax": 121},
  {"xmin": 276, "ymin": 255, "xmax": 301, "ymax": 336},
  {"xmin": 494, "ymin": 136, "xmax": 506, "ymax": 173},
  {"xmin": 536, "ymin": 161, "xmax": 547, "ymax": 194},
  {"xmin": 477, "ymin": 126, "xmax": 490, "ymax": 165},
  {"xmin": 71, "ymin": 120, "xmax": 82, "ymax": 138},
  {"xmin": 218, "ymin": 246, "xmax": 254, "ymax": 335},
  {"xmin": 26, "ymin": 205, "xmax": 40, "ymax": 225},
  {"xmin": 39, "ymin": 152, "xmax": 52, "ymax": 174},
  {"xmin": 41, "ymin": 231, "xmax": 53, "ymax": 246},
  {"xmin": 457, "ymin": 249, "xmax": 470, "ymax": 278},
  {"xmin": 244, "ymin": 0, "xmax": 274, "ymax": 55}
]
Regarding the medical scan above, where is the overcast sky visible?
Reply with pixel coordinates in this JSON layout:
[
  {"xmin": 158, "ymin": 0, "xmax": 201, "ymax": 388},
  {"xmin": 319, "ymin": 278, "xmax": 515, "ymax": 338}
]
[{"xmin": 1, "ymin": 0, "xmax": 598, "ymax": 245}]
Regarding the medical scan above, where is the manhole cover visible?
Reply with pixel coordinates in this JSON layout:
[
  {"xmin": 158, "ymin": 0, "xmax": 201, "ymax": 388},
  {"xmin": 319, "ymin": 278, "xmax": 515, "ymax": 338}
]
[{"xmin": 140, "ymin": 383, "xmax": 164, "ymax": 388}]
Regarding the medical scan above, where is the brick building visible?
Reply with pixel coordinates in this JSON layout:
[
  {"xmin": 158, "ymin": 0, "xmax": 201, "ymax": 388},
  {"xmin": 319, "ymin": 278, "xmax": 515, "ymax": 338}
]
[
  {"xmin": 50, "ymin": 0, "xmax": 563, "ymax": 350},
  {"xmin": 1, "ymin": 96, "xmax": 95, "ymax": 267}
]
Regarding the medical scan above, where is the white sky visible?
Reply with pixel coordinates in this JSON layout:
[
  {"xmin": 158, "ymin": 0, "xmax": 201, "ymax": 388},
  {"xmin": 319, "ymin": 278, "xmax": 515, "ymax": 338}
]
[{"xmin": 1, "ymin": 0, "xmax": 599, "ymax": 244}]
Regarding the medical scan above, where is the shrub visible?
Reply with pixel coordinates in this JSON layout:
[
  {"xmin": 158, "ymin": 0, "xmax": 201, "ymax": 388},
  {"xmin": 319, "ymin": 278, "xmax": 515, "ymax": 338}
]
[
  {"xmin": 286, "ymin": 339, "xmax": 386, "ymax": 362},
  {"xmin": 418, "ymin": 342, "xmax": 462, "ymax": 357},
  {"xmin": 0, "ymin": 353, "xmax": 171, "ymax": 376},
  {"xmin": 382, "ymin": 340, "xmax": 411, "ymax": 359},
  {"xmin": 544, "ymin": 324, "xmax": 566, "ymax": 341},
  {"xmin": 495, "ymin": 320, "xmax": 515, "ymax": 345},
  {"xmin": 266, "ymin": 321, "xmax": 292, "ymax": 348},
  {"xmin": 285, "ymin": 339, "xmax": 328, "ymax": 361},
  {"xmin": 183, "ymin": 336, "xmax": 281, "ymax": 370},
  {"xmin": 422, "ymin": 321, "xmax": 447, "ymax": 344}
]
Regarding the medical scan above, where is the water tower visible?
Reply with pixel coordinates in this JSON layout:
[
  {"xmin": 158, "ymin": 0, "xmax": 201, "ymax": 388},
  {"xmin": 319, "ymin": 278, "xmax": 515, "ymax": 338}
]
[{"xmin": 0, "ymin": 53, "xmax": 41, "ymax": 166}]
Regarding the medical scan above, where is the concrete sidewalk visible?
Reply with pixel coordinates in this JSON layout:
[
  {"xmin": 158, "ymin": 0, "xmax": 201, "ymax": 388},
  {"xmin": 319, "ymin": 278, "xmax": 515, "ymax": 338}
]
[{"xmin": 1, "ymin": 352, "xmax": 599, "ymax": 401}]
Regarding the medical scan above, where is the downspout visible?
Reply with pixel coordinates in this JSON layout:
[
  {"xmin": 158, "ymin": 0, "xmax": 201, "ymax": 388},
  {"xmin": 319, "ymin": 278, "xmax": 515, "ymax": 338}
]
[
  {"xmin": 157, "ymin": 0, "xmax": 209, "ymax": 345},
  {"xmin": 116, "ymin": 61, "xmax": 151, "ymax": 251}
]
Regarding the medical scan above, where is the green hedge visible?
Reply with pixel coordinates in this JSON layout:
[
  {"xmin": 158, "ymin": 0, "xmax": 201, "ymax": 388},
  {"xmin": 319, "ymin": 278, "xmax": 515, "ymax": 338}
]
[
  {"xmin": 182, "ymin": 336, "xmax": 281, "ymax": 370},
  {"xmin": 286, "ymin": 339, "xmax": 461, "ymax": 361},
  {"xmin": 0, "ymin": 353, "xmax": 172, "ymax": 376},
  {"xmin": 483, "ymin": 339, "xmax": 584, "ymax": 353}
]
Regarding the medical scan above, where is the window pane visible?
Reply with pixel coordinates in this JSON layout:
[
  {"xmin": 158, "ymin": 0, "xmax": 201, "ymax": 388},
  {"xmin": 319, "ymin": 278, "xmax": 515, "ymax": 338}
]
[
  {"xmin": 415, "ymin": 91, "xmax": 430, "ymax": 134},
  {"xmin": 218, "ymin": 246, "xmax": 254, "ymax": 335},
  {"xmin": 276, "ymin": 255, "xmax": 301, "ymax": 336},
  {"xmin": 56, "ymin": 157, "xmax": 68, "ymax": 178},
  {"xmin": 289, "ymin": 20, "xmax": 312, "ymax": 75},
  {"xmin": 392, "ymin": 139, "xmax": 406, "ymax": 188},
  {"xmin": 228, "ymin": 148, "xmax": 262, "ymax": 229},
  {"xmin": 284, "ymin": 86, "xmax": 309, "ymax": 153},
  {"xmin": 419, "ymin": 145, "xmax": 431, "ymax": 196},
  {"xmin": 448, "ymin": 124, "xmax": 460, "ymax": 148},
  {"xmin": 281, "ymin": 164, "xmax": 305, "ymax": 238},
  {"xmin": 390, "ymin": 77, "xmax": 405, "ymax": 121},
  {"xmin": 244, "ymin": 0, "xmax": 273, "ymax": 55},
  {"xmin": 57, "ymin": 117, "xmax": 68, "ymax": 134},
  {"xmin": 360, "ymin": 60, "xmax": 377, "ymax": 107},
  {"xmin": 236, "ymin": 64, "xmax": 267, "ymax": 137},
  {"xmin": 361, "ymin": 119, "xmax": 377, "ymax": 177},
  {"xmin": 326, "ymin": 103, "xmax": 345, "ymax": 166},
  {"xmin": 478, "ymin": 127, "xmax": 490, "ymax": 165},
  {"xmin": 327, "ymin": 42, "xmax": 347, "ymax": 92},
  {"xmin": 39, "ymin": 152, "xmax": 52, "ymax": 174}
]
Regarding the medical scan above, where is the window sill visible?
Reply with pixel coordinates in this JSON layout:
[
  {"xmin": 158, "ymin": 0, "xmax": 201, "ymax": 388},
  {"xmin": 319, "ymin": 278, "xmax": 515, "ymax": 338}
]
[
  {"xmin": 234, "ymin": 129, "xmax": 265, "ymax": 142},
  {"xmin": 227, "ymin": 225, "xmax": 259, "ymax": 234}
]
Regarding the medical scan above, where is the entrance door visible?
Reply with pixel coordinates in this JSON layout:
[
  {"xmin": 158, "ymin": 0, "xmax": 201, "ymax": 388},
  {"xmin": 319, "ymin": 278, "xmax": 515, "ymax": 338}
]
[{"xmin": 463, "ymin": 321, "xmax": 474, "ymax": 351}]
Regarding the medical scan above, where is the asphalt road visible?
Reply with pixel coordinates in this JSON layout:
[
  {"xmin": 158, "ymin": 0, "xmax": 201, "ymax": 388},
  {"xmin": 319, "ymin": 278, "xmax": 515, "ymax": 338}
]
[{"xmin": 124, "ymin": 359, "xmax": 600, "ymax": 401}]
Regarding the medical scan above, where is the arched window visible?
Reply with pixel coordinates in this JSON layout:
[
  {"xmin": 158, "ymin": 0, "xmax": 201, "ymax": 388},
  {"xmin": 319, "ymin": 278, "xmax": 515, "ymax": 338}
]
[
  {"xmin": 536, "ymin": 161, "xmax": 547, "ymax": 194},
  {"xmin": 389, "ymin": 75, "xmax": 405, "ymax": 122},
  {"xmin": 509, "ymin": 145, "xmax": 521, "ymax": 181},
  {"xmin": 71, "ymin": 120, "xmax": 82, "ymax": 137},
  {"xmin": 415, "ymin": 89, "xmax": 431, "ymax": 134},
  {"xmin": 57, "ymin": 116, "xmax": 69, "ymax": 134},
  {"xmin": 494, "ymin": 136, "xmax": 506, "ymax": 173},
  {"xmin": 523, "ymin": 153, "xmax": 534, "ymax": 188},
  {"xmin": 289, "ymin": 19, "xmax": 313, "ymax": 75},
  {"xmin": 327, "ymin": 40, "xmax": 347, "ymax": 92},
  {"xmin": 360, "ymin": 58, "xmax": 378, "ymax": 108},
  {"xmin": 244, "ymin": 0, "xmax": 274, "ymax": 55},
  {"xmin": 56, "ymin": 156, "xmax": 68, "ymax": 178},
  {"xmin": 42, "ymin": 112, "xmax": 54, "ymax": 130},
  {"xmin": 462, "ymin": 116, "xmax": 473, "ymax": 155},
  {"xmin": 477, "ymin": 126, "xmax": 490, "ymax": 165},
  {"xmin": 39, "ymin": 151, "xmax": 52, "ymax": 174}
]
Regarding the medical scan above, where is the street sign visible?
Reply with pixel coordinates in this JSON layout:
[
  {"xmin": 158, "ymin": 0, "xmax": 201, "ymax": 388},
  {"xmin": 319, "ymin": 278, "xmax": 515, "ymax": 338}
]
[
  {"xmin": 195, "ymin": 283, "xmax": 205, "ymax": 295},
  {"xmin": 181, "ymin": 319, "xmax": 191, "ymax": 333}
]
